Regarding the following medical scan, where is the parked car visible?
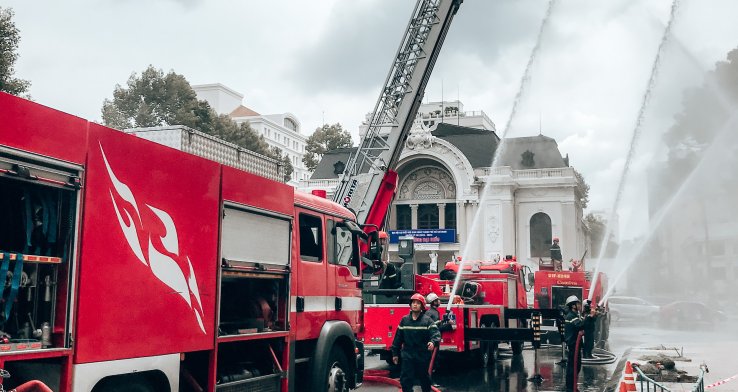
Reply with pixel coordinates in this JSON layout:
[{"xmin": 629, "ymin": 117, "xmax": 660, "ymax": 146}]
[
  {"xmin": 606, "ymin": 296, "xmax": 660, "ymax": 322},
  {"xmin": 659, "ymin": 301, "xmax": 727, "ymax": 329}
]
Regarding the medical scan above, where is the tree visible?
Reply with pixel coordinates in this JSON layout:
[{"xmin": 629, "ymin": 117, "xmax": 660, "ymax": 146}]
[
  {"xmin": 101, "ymin": 65, "xmax": 270, "ymax": 155},
  {"xmin": 585, "ymin": 213, "xmax": 618, "ymax": 258},
  {"xmin": 574, "ymin": 169, "xmax": 590, "ymax": 209},
  {"xmin": 270, "ymin": 146, "xmax": 294, "ymax": 182},
  {"xmin": 660, "ymin": 47, "xmax": 738, "ymax": 195},
  {"xmin": 303, "ymin": 123, "xmax": 353, "ymax": 171},
  {"xmin": 0, "ymin": 7, "xmax": 30, "ymax": 96}
]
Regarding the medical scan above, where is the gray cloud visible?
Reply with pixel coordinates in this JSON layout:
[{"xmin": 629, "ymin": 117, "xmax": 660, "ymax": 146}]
[{"xmin": 288, "ymin": 0, "xmax": 548, "ymax": 95}]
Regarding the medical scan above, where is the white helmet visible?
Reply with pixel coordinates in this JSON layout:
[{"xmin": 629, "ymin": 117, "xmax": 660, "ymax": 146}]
[
  {"xmin": 565, "ymin": 295, "xmax": 581, "ymax": 307},
  {"xmin": 426, "ymin": 293, "xmax": 440, "ymax": 303}
]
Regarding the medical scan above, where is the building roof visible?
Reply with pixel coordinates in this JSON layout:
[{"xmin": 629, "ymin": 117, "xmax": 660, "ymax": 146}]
[
  {"xmin": 496, "ymin": 135, "xmax": 568, "ymax": 170},
  {"xmin": 431, "ymin": 123, "xmax": 500, "ymax": 168},
  {"xmin": 310, "ymin": 148, "xmax": 355, "ymax": 179},
  {"xmin": 230, "ymin": 105, "xmax": 261, "ymax": 117},
  {"xmin": 310, "ymin": 126, "xmax": 568, "ymax": 179}
]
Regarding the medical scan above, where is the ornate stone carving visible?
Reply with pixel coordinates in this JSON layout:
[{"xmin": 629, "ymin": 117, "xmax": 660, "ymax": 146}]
[
  {"xmin": 413, "ymin": 181, "xmax": 443, "ymax": 199},
  {"xmin": 405, "ymin": 120, "xmax": 434, "ymax": 150},
  {"xmin": 487, "ymin": 215, "xmax": 500, "ymax": 243},
  {"xmin": 397, "ymin": 166, "xmax": 457, "ymax": 201}
]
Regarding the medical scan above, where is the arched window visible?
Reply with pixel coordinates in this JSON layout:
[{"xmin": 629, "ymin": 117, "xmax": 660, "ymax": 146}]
[
  {"xmin": 530, "ymin": 213, "xmax": 552, "ymax": 258},
  {"xmin": 284, "ymin": 117, "xmax": 298, "ymax": 132},
  {"xmin": 417, "ymin": 204, "xmax": 439, "ymax": 229}
]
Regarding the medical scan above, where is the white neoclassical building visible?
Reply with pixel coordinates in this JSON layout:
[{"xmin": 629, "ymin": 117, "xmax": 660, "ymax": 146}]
[
  {"xmin": 193, "ymin": 83, "xmax": 310, "ymax": 185},
  {"xmin": 301, "ymin": 102, "xmax": 589, "ymax": 272}
]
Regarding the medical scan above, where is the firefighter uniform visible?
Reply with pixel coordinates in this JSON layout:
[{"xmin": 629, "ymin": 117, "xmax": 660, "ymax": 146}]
[
  {"xmin": 391, "ymin": 312, "xmax": 441, "ymax": 392},
  {"xmin": 550, "ymin": 238, "xmax": 563, "ymax": 271},
  {"xmin": 564, "ymin": 308, "xmax": 594, "ymax": 392}
]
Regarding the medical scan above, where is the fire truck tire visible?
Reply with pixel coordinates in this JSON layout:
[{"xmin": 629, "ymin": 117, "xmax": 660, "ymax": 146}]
[
  {"xmin": 479, "ymin": 323, "xmax": 497, "ymax": 367},
  {"xmin": 92, "ymin": 377, "xmax": 156, "ymax": 392},
  {"xmin": 324, "ymin": 346, "xmax": 351, "ymax": 392}
]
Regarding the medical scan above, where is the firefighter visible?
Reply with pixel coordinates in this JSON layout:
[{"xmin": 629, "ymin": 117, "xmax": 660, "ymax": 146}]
[
  {"xmin": 564, "ymin": 295, "xmax": 596, "ymax": 392},
  {"xmin": 550, "ymin": 237, "xmax": 563, "ymax": 271},
  {"xmin": 582, "ymin": 299, "xmax": 597, "ymax": 358},
  {"xmin": 425, "ymin": 293, "xmax": 456, "ymax": 331},
  {"xmin": 391, "ymin": 293, "xmax": 441, "ymax": 392}
]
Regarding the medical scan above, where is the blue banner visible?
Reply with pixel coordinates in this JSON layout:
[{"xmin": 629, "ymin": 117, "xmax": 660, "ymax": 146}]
[{"xmin": 389, "ymin": 229, "xmax": 456, "ymax": 244}]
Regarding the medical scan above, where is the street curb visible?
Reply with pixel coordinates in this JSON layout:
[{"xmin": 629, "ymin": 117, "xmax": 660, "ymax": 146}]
[{"xmin": 603, "ymin": 347, "xmax": 631, "ymax": 392}]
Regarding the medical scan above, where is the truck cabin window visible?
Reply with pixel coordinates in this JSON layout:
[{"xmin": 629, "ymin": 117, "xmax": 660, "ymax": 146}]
[{"xmin": 299, "ymin": 214, "xmax": 323, "ymax": 262}]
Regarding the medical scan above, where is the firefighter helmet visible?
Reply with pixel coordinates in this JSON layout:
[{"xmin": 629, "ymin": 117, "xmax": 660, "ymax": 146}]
[
  {"xmin": 410, "ymin": 293, "xmax": 426, "ymax": 308},
  {"xmin": 378, "ymin": 231, "xmax": 389, "ymax": 240},
  {"xmin": 426, "ymin": 292, "xmax": 439, "ymax": 304},
  {"xmin": 565, "ymin": 295, "xmax": 581, "ymax": 306},
  {"xmin": 553, "ymin": 237, "xmax": 560, "ymax": 242}
]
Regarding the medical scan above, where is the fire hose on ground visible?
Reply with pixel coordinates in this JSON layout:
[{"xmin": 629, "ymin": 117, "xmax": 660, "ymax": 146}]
[{"xmin": 495, "ymin": 342, "xmax": 616, "ymax": 365}]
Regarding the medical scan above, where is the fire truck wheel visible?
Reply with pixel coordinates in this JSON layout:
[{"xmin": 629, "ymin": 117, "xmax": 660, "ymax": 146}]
[
  {"xmin": 479, "ymin": 323, "xmax": 497, "ymax": 367},
  {"xmin": 92, "ymin": 378, "xmax": 155, "ymax": 392},
  {"xmin": 325, "ymin": 346, "xmax": 350, "ymax": 392}
]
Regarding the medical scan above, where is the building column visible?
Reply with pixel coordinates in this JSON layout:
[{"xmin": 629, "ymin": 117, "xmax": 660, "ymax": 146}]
[
  {"xmin": 389, "ymin": 203, "xmax": 397, "ymax": 230},
  {"xmin": 410, "ymin": 204, "xmax": 419, "ymax": 230},
  {"xmin": 438, "ymin": 203, "xmax": 446, "ymax": 229},
  {"xmin": 457, "ymin": 201, "xmax": 467, "ymax": 244}
]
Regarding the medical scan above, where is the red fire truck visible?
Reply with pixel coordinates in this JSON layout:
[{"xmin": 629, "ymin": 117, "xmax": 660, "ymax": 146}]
[
  {"xmin": 532, "ymin": 259, "xmax": 610, "ymax": 346},
  {"xmin": 360, "ymin": 255, "xmax": 556, "ymax": 366},
  {"xmin": 0, "ymin": 92, "xmax": 368, "ymax": 391}
]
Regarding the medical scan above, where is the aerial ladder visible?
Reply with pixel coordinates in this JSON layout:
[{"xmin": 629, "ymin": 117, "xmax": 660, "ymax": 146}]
[{"xmin": 332, "ymin": 0, "xmax": 462, "ymax": 231}]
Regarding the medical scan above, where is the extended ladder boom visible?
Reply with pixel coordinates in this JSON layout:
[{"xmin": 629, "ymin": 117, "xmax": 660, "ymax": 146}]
[{"xmin": 333, "ymin": 0, "xmax": 462, "ymax": 227}]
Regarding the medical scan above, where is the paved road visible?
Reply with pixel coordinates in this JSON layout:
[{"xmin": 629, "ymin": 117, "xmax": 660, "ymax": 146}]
[{"xmin": 360, "ymin": 318, "xmax": 738, "ymax": 391}]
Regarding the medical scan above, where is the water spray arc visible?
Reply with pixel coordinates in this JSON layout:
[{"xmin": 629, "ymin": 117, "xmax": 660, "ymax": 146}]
[
  {"xmin": 588, "ymin": 0, "xmax": 681, "ymax": 302},
  {"xmin": 599, "ymin": 114, "xmax": 738, "ymax": 305},
  {"xmin": 446, "ymin": 0, "xmax": 558, "ymax": 311}
]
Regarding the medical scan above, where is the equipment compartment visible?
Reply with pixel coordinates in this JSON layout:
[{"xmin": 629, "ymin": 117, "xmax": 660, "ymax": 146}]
[
  {"xmin": 218, "ymin": 268, "xmax": 288, "ymax": 336},
  {"xmin": 215, "ymin": 339, "xmax": 285, "ymax": 392},
  {"xmin": 0, "ymin": 156, "xmax": 79, "ymax": 353}
]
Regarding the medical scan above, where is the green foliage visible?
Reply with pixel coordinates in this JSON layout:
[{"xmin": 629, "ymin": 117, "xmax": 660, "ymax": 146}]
[
  {"xmin": 101, "ymin": 65, "xmax": 269, "ymax": 155},
  {"xmin": 574, "ymin": 169, "xmax": 589, "ymax": 209},
  {"xmin": 661, "ymin": 47, "xmax": 738, "ymax": 190},
  {"xmin": 270, "ymin": 146, "xmax": 294, "ymax": 182},
  {"xmin": 303, "ymin": 123, "xmax": 353, "ymax": 171},
  {"xmin": 0, "ymin": 7, "xmax": 30, "ymax": 97},
  {"xmin": 584, "ymin": 213, "xmax": 617, "ymax": 258}
]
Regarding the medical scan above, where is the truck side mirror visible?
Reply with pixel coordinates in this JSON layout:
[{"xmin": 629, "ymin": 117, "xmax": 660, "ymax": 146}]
[{"xmin": 367, "ymin": 231, "xmax": 381, "ymax": 261}]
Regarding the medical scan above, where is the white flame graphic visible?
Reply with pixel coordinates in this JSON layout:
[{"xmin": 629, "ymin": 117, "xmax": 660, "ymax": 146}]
[{"xmin": 100, "ymin": 144, "xmax": 207, "ymax": 334}]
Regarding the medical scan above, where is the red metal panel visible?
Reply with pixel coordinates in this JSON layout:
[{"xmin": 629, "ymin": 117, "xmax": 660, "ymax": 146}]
[
  {"xmin": 0, "ymin": 92, "xmax": 87, "ymax": 165},
  {"xmin": 75, "ymin": 124, "xmax": 219, "ymax": 363},
  {"xmin": 294, "ymin": 191, "xmax": 354, "ymax": 219},
  {"xmin": 221, "ymin": 165, "xmax": 294, "ymax": 216},
  {"xmin": 362, "ymin": 306, "xmax": 405, "ymax": 350}
]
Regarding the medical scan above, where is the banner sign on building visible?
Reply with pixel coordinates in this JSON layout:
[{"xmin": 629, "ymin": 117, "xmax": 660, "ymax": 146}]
[{"xmin": 389, "ymin": 229, "xmax": 456, "ymax": 244}]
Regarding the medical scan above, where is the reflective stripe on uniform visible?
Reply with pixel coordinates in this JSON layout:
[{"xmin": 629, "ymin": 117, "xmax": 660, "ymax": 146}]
[{"xmin": 398, "ymin": 325, "xmax": 438, "ymax": 330}]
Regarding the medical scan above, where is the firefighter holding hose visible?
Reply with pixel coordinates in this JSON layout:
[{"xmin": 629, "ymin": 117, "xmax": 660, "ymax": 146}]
[
  {"xmin": 564, "ymin": 295, "xmax": 596, "ymax": 392},
  {"xmin": 391, "ymin": 293, "xmax": 441, "ymax": 392}
]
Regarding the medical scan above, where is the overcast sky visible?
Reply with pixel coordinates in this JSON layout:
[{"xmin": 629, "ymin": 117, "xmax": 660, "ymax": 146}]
[{"xmin": 7, "ymin": 0, "xmax": 738, "ymax": 239}]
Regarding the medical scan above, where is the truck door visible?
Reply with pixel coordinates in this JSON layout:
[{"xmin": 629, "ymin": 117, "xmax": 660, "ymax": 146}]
[
  {"xmin": 326, "ymin": 219, "xmax": 362, "ymax": 327},
  {"xmin": 295, "ymin": 212, "xmax": 327, "ymax": 340}
]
